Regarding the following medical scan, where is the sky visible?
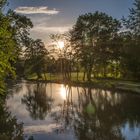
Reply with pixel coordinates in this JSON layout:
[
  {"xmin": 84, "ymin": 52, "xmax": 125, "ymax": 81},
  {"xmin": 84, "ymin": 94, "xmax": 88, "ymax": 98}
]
[{"xmin": 8, "ymin": 0, "xmax": 134, "ymax": 46}]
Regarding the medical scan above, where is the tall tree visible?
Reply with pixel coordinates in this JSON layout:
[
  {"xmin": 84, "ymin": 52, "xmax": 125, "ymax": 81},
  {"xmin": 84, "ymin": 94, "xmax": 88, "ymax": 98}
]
[
  {"xmin": 25, "ymin": 39, "xmax": 48, "ymax": 79},
  {"xmin": 50, "ymin": 33, "xmax": 74, "ymax": 81},
  {"xmin": 123, "ymin": 0, "xmax": 140, "ymax": 36},
  {"xmin": 71, "ymin": 11, "xmax": 121, "ymax": 81},
  {"xmin": 0, "ymin": 0, "xmax": 33, "ymax": 92},
  {"xmin": 0, "ymin": 1, "xmax": 16, "ymax": 92},
  {"xmin": 122, "ymin": 0, "xmax": 140, "ymax": 79}
]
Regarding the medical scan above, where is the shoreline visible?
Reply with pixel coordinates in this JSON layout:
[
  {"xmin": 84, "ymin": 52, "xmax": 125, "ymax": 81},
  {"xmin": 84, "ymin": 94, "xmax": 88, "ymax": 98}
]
[{"xmin": 25, "ymin": 78, "xmax": 140, "ymax": 94}]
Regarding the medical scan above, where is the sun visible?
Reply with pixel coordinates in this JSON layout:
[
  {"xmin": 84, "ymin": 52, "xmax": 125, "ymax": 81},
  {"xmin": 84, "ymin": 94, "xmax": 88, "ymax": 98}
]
[{"xmin": 57, "ymin": 41, "xmax": 64, "ymax": 49}]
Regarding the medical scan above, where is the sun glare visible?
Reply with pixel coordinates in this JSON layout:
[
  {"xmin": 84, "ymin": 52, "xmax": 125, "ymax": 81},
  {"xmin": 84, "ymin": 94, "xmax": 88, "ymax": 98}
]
[
  {"xmin": 57, "ymin": 41, "xmax": 64, "ymax": 49},
  {"xmin": 60, "ymin": 85, "xmax": 67, "ymax": 100}
]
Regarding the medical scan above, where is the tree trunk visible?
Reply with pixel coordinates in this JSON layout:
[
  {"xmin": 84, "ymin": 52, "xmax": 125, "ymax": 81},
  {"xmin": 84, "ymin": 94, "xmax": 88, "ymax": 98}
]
[
  {"xmin": 87, "ymin": 67, "xmax": 92, "ymax": 82},
  {"xmin": 83, "ymin": 70, "xmax": 86, "ymax": 81}
]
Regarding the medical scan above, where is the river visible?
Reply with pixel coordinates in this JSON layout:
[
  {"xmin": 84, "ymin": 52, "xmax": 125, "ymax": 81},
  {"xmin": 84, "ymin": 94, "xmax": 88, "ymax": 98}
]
[{"xmin": 6, "ymin": 81, "xmax": 140, "ymax": 140}]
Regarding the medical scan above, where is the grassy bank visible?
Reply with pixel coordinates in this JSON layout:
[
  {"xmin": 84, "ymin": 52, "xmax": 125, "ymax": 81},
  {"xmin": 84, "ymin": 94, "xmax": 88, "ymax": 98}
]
[{"xmin": 26, "ymin": 73, "xmax": 140, "ymax": 94}]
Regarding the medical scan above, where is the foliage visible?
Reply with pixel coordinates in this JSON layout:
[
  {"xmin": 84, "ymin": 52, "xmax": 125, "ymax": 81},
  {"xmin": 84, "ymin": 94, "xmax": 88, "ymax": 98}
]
[
  {"xmin": 70, "ymin": 11, "xmax": 121, "ymax": 81},
  {"xmin": 24, "ymin": 39, "xmax": 48, "ymax": 79},
  {"xmin": 0, "ymin": 7, "xmax": 16, "ymax": 92},
  {"xmin": 121, "ymin": 0, "xmax": 140, "ymax": 79},
  {"xmin": 123, "ymin": 0, "xmax": 140, "ymax": 35},
  {"xmin": 0, "ymin": 0, "xmax": 33, "ymax": 92}
]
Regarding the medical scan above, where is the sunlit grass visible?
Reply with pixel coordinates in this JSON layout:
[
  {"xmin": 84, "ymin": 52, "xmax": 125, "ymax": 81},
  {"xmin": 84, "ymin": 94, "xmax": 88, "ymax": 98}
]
[{"xmin": 26, "ymin": 72, "xmax": 140, "ymax": 93}]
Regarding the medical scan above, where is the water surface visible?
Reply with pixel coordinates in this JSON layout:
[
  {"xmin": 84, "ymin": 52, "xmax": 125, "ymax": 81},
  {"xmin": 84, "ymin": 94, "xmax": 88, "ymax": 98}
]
[{"xmin": 6, "ymin": 81, "xmax": 140, "ymax": 140}]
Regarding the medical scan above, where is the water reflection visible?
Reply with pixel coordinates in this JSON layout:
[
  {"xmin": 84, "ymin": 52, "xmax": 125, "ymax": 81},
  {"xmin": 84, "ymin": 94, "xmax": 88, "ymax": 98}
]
[
  {"xmin": 53, "ymin": 86, "xmax": 140, "ymax": 140},
  {"xmin": 60, "ymin": 85, "xmax": 67, "ymax": 100},
  {"xmin": 22, "ymin": 83, "xmax": 53, "ymax": 120},
  {"xmin": 0, "ymin": 97, "xmax": 23, "ymax": 140},
  {"xmin": 6, "ymin": 82, "xmax": 140, "ymax": 140},
  {"xmin": 73, "ymin": 88, "xmax": 124, "ymax": 140}
]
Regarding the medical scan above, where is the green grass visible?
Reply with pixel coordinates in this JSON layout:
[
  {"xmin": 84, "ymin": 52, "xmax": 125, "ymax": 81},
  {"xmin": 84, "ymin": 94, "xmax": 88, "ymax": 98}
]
[
  {"xmin": 27, "ymin": 72, "xmax": 86, "ymax": 81},
  {"xmin": 26, "ymin": 72, "xmax": 140, "ymax": 94},
  {"xmin": 27, "ymin": 73, "xmax": 38, "ymax": 80}
]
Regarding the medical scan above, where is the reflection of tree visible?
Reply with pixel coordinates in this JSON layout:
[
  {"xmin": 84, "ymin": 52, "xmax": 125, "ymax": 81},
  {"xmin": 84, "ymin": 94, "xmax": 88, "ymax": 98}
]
[
  {"xmin": 22, "ymin": 83, "xmax": 53, "ymax": 120},
  {"xmin": 73, "ymin": 89, "xmax": 124, "ymax": 140},
  {"xmin": 61, "ymin": 85, "xmax": 74, "ymax": 127},
  {"xmin": 52, "ymin": 87, "xmax": 140, "ymax": 140},
  {"xmin": 0, "ymin": 99, "xmax": 23, "ymax": 140},
  {"xmin": 51, "ymin": 85, "xmax": 75, "ymax": 132}
]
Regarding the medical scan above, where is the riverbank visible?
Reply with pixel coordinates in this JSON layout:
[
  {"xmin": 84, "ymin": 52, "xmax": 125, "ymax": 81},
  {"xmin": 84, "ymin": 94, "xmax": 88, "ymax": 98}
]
[{"xmin": 26, "ymin": 77, "xmax": 140, "ymax": 94}]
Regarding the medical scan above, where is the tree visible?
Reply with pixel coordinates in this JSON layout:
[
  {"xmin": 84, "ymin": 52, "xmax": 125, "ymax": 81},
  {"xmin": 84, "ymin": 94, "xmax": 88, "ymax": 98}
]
[
  {"xmin": 71, "ymin": 11, "xmax": 121, "ymax": 81},
  {"xmin": 123, "ymin": 0, "xmax": 140, "ymax": 36},
  {"xmin": 119, "ymin": 32, "xmax": 140, "ymax": 79},
  {"xmin": 0, "ymin": 3, "xmax": 16, "ymax": 92},
  {"xmin": 0, "ymin": 0, "xmax": 33, "ymax": 92},
  {"xmin": 7, "ymin": 10, "xmax": 33, "ymax": 51},
  {"xmin": 122, "ymin": 0, "xmax": 140, "ymax": 79},
  {"xmin": 7, "ymin": 10, "xmax": 33, "ymax": 78},
  {"xmin": 24, "ymin": 39, "xmax": 48, "ymax": 79},
  {"xmin": 0, "ymin": 0, "xmax": 6, "ymax": 9},
  {"xmin": 50, "ymin": 33, "xmax": 74, "ymax": 81}
]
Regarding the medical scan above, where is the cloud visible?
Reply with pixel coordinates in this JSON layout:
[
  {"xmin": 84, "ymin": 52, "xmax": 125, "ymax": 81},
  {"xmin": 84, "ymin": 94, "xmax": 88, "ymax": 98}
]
[{"xmin": 14, "ymin": 6, "xmax": 59, "ymax": 15}]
